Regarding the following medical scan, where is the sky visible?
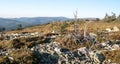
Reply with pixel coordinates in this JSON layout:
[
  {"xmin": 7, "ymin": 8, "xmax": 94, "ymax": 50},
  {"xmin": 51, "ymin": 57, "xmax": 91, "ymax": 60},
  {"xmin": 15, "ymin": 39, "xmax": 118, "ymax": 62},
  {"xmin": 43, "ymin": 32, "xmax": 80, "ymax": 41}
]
[{"xmin": 0, "ymin": 0, "xmax": 120, "ymax": 18}]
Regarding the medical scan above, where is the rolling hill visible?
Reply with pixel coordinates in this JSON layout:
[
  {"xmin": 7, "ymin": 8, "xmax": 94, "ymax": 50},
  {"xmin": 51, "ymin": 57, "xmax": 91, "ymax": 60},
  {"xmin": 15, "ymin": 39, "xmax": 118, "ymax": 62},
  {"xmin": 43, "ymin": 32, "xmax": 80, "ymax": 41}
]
[{"xmin": 0, "ymin": 17, "xmax": 69, "ymax": 30}]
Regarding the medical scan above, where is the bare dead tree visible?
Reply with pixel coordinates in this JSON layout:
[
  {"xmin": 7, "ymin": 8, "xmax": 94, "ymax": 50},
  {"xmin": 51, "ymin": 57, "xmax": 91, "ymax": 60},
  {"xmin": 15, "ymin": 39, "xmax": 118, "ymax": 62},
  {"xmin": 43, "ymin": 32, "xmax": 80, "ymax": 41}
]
[{"xmin": 73, "ymin": 11, "xmax": 79, "ymax": 35}]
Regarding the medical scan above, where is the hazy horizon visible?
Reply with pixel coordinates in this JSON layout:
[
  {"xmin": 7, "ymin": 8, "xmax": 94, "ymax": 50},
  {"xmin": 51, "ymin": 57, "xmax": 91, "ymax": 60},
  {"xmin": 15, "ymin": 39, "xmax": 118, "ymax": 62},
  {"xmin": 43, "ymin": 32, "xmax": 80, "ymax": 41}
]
[{"xmin": 0, "ymin": 0, "xmax": 120, "ymax": 18}]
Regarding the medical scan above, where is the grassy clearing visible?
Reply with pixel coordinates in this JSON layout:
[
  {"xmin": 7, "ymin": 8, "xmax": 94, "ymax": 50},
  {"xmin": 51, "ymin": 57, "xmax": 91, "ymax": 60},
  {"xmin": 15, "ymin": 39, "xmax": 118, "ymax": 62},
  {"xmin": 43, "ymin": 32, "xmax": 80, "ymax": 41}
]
[{"xmin": 6, "ymin": 21, "xmax": 120, "ymax": 34}]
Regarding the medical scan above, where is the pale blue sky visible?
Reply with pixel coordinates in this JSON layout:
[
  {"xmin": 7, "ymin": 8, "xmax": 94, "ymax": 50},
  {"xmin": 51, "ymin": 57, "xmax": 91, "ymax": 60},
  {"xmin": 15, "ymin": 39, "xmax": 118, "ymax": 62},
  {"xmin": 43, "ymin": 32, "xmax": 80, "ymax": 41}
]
[{"xmin": 0, "ymin": 0, "xmax": 120, "ymax": 18}]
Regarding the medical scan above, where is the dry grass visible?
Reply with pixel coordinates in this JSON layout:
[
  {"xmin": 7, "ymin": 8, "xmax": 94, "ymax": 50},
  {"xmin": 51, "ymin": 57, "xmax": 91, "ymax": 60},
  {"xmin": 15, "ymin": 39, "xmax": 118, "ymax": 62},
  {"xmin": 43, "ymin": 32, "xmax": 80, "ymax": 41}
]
[
  {"xmin": 109, "ymin": 31, "xmax": 120, "ymax": 40},
  {"xmin": 8, "ymin": 49, "xmax": 39, "ymax": 64},
  {"xmin": 0, "ymin": 36, "xmax": 44, "ymax": 49},
  {"xmin": 3, "ymin": 21, "xmax": 120, "ymax": 50},
  {"xmin": 0, "ymin": 40, "xmax": 12, "ymax": 49},
  {"xmin": 102, "ymin": 49, "xmax": 120, "ymax": 63},
  {"xmin": 6, "ymin": 21, "xmax": 120, "ymax": 34},
  {"xmin": 0, "ymin": 56, "xmax": 8, "ymax": 63}
]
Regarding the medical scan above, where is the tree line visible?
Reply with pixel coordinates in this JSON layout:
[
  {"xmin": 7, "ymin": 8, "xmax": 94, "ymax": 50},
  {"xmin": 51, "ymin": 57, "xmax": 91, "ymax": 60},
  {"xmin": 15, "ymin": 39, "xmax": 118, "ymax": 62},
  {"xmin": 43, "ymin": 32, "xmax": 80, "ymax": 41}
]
[
  {"xmin": 103, "ymin": 12, "xmax": 120, "ymax": 22},
  {"xmin": 0, "ymin": 24, "xmax": 23, "ymax": 32}
]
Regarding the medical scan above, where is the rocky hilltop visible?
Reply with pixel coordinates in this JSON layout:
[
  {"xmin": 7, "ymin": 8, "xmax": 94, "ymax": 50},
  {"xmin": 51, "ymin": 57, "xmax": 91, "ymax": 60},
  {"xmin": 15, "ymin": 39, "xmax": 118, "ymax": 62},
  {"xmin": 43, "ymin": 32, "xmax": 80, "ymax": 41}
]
[{"xmin": 0, "ymin": 21, "xmax": 120, "ymax": 64}]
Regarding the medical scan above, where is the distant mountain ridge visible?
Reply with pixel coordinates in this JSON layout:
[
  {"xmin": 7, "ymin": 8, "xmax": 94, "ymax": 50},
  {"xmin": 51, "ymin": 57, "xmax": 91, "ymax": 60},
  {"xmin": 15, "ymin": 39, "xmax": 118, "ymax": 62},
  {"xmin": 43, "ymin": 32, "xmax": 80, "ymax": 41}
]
[
  {"xmin": 12, "ymin": 17, "xmax": 69, "ymax": 25},
  {"xmin": 0, "ymin": 17, "xmax": 69, "ymax": 31}
]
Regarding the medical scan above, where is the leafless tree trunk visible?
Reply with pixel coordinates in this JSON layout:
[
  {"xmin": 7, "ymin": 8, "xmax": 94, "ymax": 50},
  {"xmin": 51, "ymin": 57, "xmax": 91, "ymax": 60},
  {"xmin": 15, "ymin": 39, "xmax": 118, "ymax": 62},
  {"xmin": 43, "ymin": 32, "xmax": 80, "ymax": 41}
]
[{"xmin": 73, "ymin": 11, "xmax": 79, "ymax": 35}]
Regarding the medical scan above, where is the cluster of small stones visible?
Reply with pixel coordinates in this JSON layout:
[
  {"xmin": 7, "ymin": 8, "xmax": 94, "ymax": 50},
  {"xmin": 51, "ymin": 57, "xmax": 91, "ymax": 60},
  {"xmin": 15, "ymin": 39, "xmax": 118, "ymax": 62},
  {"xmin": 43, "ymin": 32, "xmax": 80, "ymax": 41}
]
[
  {"xmin": 31, "ymin": 42, "xmax": 106, "ymax": 64},
  {"xmin": 0, "ymin": 40, "xmax": 119, "ymax": 64},
  {"xmin": 36, "ymin": 40, "xmax": 120, "ymax": 64},
  {"xmin": 0, "ymin": 32, "xmax": 42, "ymax": 40},
  {"xmin": 100, "ymin": 40, "xmax": 120, "ymax": 51}
]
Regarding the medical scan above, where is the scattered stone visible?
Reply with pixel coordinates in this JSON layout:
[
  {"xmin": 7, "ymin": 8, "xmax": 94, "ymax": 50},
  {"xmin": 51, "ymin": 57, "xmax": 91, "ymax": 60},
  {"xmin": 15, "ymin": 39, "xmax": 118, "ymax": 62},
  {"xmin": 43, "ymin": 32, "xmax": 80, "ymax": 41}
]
[
  {"xmin": 8, "ymin": 56, "xmax": 14, "ymax": 60},
  {"xmin": 112, "ymin": 44, "xmax": 120, "ymax": 50},
  {"xmin": 105, "ymin": 26, "xmax": 119, "ymax": 33},
  {"xmin": 113, "ymin": 26, "xmax": 119, "ymax": 32},
  {"xmin": 93, "ymin": 51, "xmax": 105, "ymax": 64}
]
